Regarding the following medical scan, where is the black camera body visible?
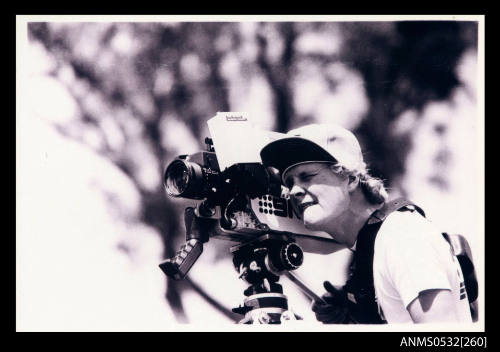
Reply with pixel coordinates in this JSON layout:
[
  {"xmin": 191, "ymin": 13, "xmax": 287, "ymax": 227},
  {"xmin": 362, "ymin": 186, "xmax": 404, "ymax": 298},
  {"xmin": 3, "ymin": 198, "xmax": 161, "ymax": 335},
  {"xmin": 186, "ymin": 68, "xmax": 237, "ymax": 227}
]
[{"xmin": 165, "ymin": 147, "xmax": 282, "ymax": 217}]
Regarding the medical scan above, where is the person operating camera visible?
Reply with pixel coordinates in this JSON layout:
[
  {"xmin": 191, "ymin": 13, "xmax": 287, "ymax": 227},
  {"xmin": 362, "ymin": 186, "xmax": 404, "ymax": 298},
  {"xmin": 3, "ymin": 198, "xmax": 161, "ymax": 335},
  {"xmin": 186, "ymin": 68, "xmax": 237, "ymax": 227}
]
[{"xmin": 260, "ymin": 123, "xmax": 473, "ymax": 324}]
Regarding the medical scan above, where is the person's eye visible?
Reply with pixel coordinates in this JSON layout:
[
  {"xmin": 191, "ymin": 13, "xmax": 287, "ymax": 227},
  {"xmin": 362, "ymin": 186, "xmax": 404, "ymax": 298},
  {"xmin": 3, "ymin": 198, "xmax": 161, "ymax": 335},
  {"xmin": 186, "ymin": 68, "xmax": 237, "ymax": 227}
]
[{"xmin": 301, "ymin": 173, "xmax": 317, "ymax": 182}]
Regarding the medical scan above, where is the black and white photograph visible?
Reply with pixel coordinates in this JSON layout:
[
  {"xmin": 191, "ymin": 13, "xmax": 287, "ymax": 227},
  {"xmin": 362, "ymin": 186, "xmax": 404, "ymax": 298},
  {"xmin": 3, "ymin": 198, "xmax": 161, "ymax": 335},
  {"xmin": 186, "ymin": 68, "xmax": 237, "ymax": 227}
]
[{"xmin": 16, "ymin": 15, "xmax": 484, "ymax": 333}]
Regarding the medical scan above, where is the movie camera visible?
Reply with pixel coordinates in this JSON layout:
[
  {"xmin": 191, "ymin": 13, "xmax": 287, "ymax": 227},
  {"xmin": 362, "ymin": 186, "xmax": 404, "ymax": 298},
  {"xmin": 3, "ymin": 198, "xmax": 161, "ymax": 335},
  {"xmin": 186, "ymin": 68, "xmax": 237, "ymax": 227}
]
[{"xmin": 159, "ymin": 113, "xmax": 343, "ymax": 324}]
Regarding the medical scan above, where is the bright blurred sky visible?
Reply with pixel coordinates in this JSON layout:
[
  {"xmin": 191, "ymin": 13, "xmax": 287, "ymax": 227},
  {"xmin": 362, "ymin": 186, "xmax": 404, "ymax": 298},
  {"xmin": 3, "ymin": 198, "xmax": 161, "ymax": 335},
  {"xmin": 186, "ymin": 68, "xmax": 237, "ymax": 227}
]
[{"xmin": 17, "ymin": 18, "xmax": 484, "ymax": 331}]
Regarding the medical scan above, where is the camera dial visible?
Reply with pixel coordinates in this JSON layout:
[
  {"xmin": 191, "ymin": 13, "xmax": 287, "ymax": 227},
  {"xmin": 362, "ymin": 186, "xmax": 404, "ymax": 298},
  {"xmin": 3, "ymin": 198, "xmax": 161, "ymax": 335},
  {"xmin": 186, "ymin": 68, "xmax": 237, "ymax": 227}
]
[{"xmin": 281, "ymin": 242, "xmax": 304, "ymax": 270}]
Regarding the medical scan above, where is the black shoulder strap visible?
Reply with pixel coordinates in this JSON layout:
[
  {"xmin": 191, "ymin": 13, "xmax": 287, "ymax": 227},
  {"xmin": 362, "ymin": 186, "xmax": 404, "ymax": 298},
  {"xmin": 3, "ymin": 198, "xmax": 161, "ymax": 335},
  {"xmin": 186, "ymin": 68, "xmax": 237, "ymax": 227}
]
[
  {"xmin": 344, "ymin": 198, "xmax": 423, "ymax": 324},
  {"xmin": 367, "ymin": 198, "xmax": 425, "ymax": 225}
]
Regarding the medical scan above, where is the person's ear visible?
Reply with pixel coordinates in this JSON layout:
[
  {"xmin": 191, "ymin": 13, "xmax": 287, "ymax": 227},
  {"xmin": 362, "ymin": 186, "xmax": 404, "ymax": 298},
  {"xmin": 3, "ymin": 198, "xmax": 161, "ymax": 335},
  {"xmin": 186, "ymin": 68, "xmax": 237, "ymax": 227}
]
[{"xmin": 347, "ymin": 175, "xmax": 359, "ymax": 192}]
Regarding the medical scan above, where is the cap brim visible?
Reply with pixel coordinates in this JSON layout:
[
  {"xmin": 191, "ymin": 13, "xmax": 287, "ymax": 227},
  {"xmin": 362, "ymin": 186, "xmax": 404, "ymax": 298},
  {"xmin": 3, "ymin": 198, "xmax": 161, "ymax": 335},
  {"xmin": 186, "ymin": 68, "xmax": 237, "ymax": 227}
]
[{"xmin": 260, "ymin": 137, "xmax": 337, "ymax": 175}]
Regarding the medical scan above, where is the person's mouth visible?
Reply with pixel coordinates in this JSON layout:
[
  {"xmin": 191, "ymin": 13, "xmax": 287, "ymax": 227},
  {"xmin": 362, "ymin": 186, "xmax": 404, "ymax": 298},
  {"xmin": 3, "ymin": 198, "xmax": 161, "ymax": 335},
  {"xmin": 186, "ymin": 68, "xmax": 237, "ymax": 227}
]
[{"xmin": 298, "ymin": 202, "xmax": 316, "ymax": 215}]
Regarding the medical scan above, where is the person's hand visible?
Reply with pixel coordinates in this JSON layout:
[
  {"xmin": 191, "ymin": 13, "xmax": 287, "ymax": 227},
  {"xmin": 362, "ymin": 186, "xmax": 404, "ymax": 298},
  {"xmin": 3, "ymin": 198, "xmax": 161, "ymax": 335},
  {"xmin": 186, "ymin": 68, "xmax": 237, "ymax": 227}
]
[{"xmin": 311, "ymin": 281, "xmax": 349, "ymax": 324}]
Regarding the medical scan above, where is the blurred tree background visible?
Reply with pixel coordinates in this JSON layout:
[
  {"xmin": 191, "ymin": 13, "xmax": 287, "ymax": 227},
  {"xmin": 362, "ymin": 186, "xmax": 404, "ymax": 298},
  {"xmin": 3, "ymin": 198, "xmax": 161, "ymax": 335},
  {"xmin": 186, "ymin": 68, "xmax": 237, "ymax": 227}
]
[{"xmin": 18, "ymin": 19, "xmax": 480, "ymax": 329}]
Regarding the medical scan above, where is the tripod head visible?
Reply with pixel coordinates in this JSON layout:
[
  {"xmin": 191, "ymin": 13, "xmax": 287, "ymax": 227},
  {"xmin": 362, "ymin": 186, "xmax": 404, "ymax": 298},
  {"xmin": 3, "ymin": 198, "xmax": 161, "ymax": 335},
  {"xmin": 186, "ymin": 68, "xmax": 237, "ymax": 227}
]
[{"xmin": 230, "ymin": 234, "xmax": 303, "ymax": 324}]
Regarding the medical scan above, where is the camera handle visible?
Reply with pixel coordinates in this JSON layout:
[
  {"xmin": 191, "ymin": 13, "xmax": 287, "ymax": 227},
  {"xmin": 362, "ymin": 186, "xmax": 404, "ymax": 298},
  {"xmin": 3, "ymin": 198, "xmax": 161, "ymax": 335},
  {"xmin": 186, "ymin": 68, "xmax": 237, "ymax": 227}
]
[
  {"xmin": 159, "ymin": 207, "xmax": 214, "ymax": 280},
  {"xmin": 284, "ymin": 271, "xmax": 326, "ymax": 304}
]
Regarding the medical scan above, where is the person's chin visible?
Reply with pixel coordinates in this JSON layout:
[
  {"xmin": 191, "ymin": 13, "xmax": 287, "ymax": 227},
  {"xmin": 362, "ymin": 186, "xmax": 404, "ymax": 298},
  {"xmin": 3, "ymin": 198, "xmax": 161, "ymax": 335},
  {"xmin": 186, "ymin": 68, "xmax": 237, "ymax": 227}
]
[
  {"xmin": 303, "ymin": 222, "xmax": 322, "ymax": 232},
  {"xmin": 302, "ymin": 214, "xmax": 322, "ymax": 231}
]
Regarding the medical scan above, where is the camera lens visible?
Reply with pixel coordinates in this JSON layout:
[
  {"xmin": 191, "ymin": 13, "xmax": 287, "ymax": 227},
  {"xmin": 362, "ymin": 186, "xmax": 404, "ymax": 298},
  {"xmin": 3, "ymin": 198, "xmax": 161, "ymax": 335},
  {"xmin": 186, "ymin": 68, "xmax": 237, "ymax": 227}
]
[
  {"xmin": 165, "ymin": 160, "xmax": 191, "ymax": 197},
  {"xmin": 164, "ymin": 158, "xmax": 212, "ymax": 199}
]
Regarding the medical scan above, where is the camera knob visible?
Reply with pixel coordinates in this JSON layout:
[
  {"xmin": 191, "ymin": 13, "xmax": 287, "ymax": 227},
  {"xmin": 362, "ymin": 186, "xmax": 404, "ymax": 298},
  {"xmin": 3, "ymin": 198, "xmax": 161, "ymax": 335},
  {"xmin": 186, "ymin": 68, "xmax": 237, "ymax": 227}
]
[{"xmin": 281, "ymin": 242, "xmax": 304, "ymax": 270}]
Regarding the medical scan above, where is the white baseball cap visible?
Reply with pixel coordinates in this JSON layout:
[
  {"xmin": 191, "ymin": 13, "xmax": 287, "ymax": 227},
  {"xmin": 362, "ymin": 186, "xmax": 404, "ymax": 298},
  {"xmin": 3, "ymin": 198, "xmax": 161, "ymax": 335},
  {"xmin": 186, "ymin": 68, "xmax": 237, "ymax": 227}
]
[{"xmin": 260, "ymin": 123, "xmax": 366, "ymax": 183}]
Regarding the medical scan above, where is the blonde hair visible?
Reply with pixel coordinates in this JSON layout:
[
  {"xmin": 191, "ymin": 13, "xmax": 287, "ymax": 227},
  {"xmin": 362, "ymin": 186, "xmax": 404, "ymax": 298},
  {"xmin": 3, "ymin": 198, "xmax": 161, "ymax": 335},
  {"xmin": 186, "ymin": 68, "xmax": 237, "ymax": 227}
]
[{"xmin": 329, "ymin": 164, "xmax": 388, "ymax": 205}]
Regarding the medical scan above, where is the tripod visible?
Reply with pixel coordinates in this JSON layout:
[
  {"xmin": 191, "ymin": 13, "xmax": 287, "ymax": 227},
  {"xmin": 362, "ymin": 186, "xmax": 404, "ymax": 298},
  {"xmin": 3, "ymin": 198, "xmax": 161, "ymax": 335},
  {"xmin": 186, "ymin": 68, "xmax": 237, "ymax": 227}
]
[
  {"xmin": 230, "ymin": 234, "xmax": 305, "ymax": 324},
  {"xmin": 159, "ymin": 206, "xmax": 324, "ymax": 324}
]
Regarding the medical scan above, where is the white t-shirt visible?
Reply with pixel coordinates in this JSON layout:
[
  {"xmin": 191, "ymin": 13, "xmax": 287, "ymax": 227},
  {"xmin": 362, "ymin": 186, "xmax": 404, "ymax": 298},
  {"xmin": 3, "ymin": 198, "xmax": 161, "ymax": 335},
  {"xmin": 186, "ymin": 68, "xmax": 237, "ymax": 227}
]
[{"xmin": 372, "ymin": 209, "xmax": 472, "ymax": 323}]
